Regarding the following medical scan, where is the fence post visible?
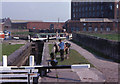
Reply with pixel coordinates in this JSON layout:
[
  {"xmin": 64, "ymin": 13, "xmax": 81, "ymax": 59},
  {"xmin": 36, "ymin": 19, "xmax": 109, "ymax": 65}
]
[
  {"xmin": 3, "ymin": 55, "xmax": 7, "ymax": 67},
  {"xmin": 29, "ymin": 55, "xmax": 34, "ymax": 66}
]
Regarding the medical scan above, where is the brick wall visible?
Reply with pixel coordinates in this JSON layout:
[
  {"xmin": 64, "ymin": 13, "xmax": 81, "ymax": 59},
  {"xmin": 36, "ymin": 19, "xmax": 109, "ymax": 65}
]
[
  {"xmin": 72, "ymin": 32, "xmax": 119, "ymax": 62},
  {"xmin": 65, "ymin": 20, "xmax": 116, "ymax": 33},
  {"xmin": 27, "ymin": 22, "xmax": 64, "ymax": 30}
]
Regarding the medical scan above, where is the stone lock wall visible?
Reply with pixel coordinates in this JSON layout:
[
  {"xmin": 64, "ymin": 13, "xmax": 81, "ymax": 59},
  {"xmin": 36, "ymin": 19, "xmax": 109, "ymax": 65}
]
[
  {"xmin": 72, "ymin": 32, "xmax": 119, "ymax": 62},
  {"xmin": 7, "ymin": 43, "xmax": 32, "ymax": 66}
]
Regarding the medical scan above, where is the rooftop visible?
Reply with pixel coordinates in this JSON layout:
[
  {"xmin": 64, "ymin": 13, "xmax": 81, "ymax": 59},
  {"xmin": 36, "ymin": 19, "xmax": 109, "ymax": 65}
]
[{"xmin": 80, "ymin": 18, "xmax": 114, "ymax": 22}]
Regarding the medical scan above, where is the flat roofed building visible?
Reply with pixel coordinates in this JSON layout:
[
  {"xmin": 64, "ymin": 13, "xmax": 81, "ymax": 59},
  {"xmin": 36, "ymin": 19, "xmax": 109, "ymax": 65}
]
[
  {"xmin": 64, "ymin": 19, "xmax": 117, "ymax": 33},
  {"xmin": 11, "ymin": 20, "xmax": 28, "ymax": 29},
  {"xmin": 71, "ymin": 1, "xmax": 117, "ymax": 20},
  {"xmin": 64, "ymin": 1, "xmax": 119, "ymax": 33},
  {"xmin": 27, "ymin": 22, "xmax": 64, "ymax": 33}
]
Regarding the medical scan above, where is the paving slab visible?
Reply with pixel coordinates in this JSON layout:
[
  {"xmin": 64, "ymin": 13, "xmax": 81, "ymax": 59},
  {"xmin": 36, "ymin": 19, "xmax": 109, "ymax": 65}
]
[
  {"xmin": 72, "ymin": 68, "xmax": 105, "ymax": 82},
  {"xmin": 41, "ymin": 69, "xmax": 80, "ymax": 82}
]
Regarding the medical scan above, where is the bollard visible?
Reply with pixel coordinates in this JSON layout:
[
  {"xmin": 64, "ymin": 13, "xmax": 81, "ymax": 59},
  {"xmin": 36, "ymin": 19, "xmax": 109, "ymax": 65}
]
[
  {"xmin": 28, "ymin": 35, "xmax": 30, "ymax": 42},
  {"xmin": 3, "ymin": 55, "xmax": 7, "ymax": 67},
  {"xmin": 29, "ymin": 55, "xmax": 34, "ymax": 66},
  {"xmin": 46, "ymin": 35, "xmax": 48, "ymax": 42}
]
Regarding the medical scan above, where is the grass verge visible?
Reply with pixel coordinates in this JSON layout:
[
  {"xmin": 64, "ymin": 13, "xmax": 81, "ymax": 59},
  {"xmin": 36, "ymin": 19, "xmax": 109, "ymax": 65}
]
[
  {"xmin": 78, "ymin": 32, "xmax": 119, "ymax": 41},
  {"xmin": 12, "ymin": 31, "xmax": 33, "ymax": 35},
  {"xmin": 48, "ymin": 44, "xmax": 94, "ymax": 67},
  {"xmin": 0, "ymin": 44, "xmax": 24, "ymax": 61}
]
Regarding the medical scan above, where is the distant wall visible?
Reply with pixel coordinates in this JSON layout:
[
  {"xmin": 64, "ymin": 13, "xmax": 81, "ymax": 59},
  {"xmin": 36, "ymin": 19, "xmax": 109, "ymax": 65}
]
[
  {"xmin": 72, "ymin": 32, "xmax": 119, "ymax": 62},
  {"xmin": 7, "ymin": 29, "xmax": 29, "ymax": 33}
]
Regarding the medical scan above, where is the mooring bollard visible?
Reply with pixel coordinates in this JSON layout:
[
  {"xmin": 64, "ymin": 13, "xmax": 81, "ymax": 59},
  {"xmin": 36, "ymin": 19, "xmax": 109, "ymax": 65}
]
[
  {"xmin": 29, "ymin": 55, "xmax": 34, "ymax": 66},
  {"xmin": 3, "ymin": 55, "xmax": 7, "ymax": 67}
]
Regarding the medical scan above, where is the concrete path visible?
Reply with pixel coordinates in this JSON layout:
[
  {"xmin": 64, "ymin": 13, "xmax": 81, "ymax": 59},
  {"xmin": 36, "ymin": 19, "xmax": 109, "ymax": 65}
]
[
  {"xmin": 41, "ymin": 42, "xmax": 50, "ymax": 65},
  {"xmin": 67, "ymin": 40, "xmax": 119, "ymax": 82},
  {"xmin": 40, "ymin": 69, "xmax": 80, "ymax": 82}
]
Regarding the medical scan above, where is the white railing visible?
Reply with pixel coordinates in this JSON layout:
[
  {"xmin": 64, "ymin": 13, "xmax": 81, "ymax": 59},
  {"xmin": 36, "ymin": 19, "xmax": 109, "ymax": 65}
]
[{"xmin": 0, "ymin": 55, "xmax": 90, "ymax": 83}]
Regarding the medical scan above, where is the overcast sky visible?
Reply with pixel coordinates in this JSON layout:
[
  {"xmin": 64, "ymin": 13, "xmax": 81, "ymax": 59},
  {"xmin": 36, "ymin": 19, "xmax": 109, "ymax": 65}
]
[{"xmin": 2, "ymin": 1, "xmax": 71, "ymax": 22}]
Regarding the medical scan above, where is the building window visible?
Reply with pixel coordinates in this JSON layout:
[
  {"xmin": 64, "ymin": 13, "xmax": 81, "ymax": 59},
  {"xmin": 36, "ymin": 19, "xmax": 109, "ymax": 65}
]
[
  {"xmin": 97, "ymin": 6, "xmax": 100, "ymax": 10},
  {"xmin": 76, "ymin": 3, "xmax": 78, "ymax": 6},
  {"xmin": 76, "ymin": 27, "xmax": 79, "ymax": 31},
  {"xmin": 79, "ymin": 13, "xmax": 81, "ymax": 17},
  {"xmin": 89, "ymin": 7, "xmax": 92, "ymax": 11},
  {"xmin": 71, "ymin": 27, "xmax": 74, "ymax": 32},
  {"xmin": 76, "ymin": 8, "xmax": 78, "ymax": 12},
  {"xmin": 88, "ymin": 27, "xmax": 92, "ymax": 32},
  {"xmin": 76, "ymin": 13, "xmax": 78, "ymax": 17},
  {"xmin": 79, "ymin": 8, "xmax": 81, "ymax": 12},
  {"xmin": 85, "ymin": 7, "xmax": 88, "ymax": 11},
  {"xmin": 106, "ymin": 27, "xmax": 111, "ymax": 31},
  {"xmin": 73, "ymin": 3, "xmax": 75, "ymax": 6},
  {"xmin": 83, "ymin": 23, "xmax": 86, "ymax": 26},
  {"xmin": 89, "ymin": 12, "xmax": 92, "ymax": 16},
  {"xmin": 97, "ymin": 11, "xmax": 99, "ymax": 16},
  {"xmin": 115, "ymin": 23, "xmax": 118, "ymax": 28},
  {"xmin": 33, "ymin": 27, "xmax": 36, "ymax": 29},
  {"xmin": 101, "ymin": 6, "xmax": 103, "ymax": 10},
  {"xmin": 100, "ymin": 28, "xmax": 103, "ymax": 31},
  {"xmin": 93, "ymin": 7, "xmax": 95, "ymax": 11},
  {"xmin": 50, "ymin": 24, "xmax": 54, "ymax": 30},
  {"xmin": 82, "ymin": 7, "xmax": 84, "ymax": 11},
  {"xmin": 73, "ymin": 13, "xmax": 75, "ymax": 18},
  {"xmin": 110, "ymin": 4, "xmax": 113, "ymax": 10},
  {"xmin": 117, "ymin": 4, "xmax": 119, "ymax": 8},
  {"xmin": 82, "ymin": 13, "xmax": 84, "ymax": 17},
  {"xmin": 85, "ymin": 12, "xmax": 87, "ymax": 17},
  {"xmin": 73, "ymin": 8, "xmax": 75, "ymax": 12},
  {"xmin": 94, "ymin": 27, "xmax": 98, "ymax": 32},
  {"xmin": 83, "ymin": 27, "xmax": 86, "ymax": 31},
  {"xmin": 93, "ymin": 12, "xmax": 95, "ymax": 16}
]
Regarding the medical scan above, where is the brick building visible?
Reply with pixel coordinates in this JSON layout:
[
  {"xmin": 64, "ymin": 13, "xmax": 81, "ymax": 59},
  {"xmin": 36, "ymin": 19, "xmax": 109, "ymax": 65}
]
[
  {"xmin": 71, "ymin": 2, "xmax": 117, "ymax": 20},
  {"xmin": 0, "ymin": 18, "xmax": 12, "ymax": 32},
  {"xmin": 11, "ymin": 20, "xmax": 28, "ymax": 29},
  {"xmin": 27, "ymin": 22, "xmax": 64, "ymax": 33},
  {"xmin": 65, "ymin": 18, "xmax": 118, "ymax": 33},
  {"xmin": 64, "ymin": 1, "xmax": 119, "ymax": 33},
  {"xmin": 12, "ymin": 23, "xmax": 27, "ymax": 29}
]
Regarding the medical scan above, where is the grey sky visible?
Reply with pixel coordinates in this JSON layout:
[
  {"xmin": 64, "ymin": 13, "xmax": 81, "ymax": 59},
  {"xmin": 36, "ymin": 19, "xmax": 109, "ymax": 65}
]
[{"xmin": 2, "ymin": 2, "xmax": 71, "ymax": 22}]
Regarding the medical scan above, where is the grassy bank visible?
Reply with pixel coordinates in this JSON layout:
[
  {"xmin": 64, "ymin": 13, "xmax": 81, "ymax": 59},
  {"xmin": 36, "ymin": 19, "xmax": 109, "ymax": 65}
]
[
  {"xmin": 0, "ymin": 44, "xmax": 24, "ymax": 61},
  {"xmin": 78, "ymin": 32, "xmax": 119, "ymax": 41},
  {"xmin": 12, "ymin": 31, "xmax": 34, "ymax": 35},
  {"xmin": 70, "ymin": 40, "xmax": 119, "ymax": 63},
  {"xmin": 48, "ymin": 44, "xmax": 94, "ymax": 67}
]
